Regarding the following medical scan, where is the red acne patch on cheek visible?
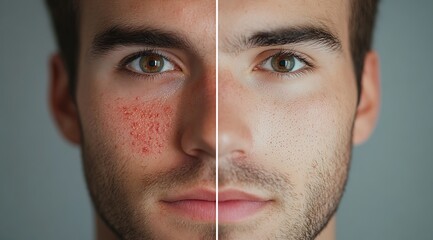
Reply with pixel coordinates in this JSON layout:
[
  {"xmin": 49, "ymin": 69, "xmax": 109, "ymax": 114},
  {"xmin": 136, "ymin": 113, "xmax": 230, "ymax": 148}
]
[{"xmin": 116, "ymin": 97, "xmax": 173, "ymax": 155}]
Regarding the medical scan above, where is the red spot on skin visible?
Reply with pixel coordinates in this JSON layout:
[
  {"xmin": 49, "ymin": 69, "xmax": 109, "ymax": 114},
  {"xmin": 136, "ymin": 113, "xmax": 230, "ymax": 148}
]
[{"xmin": 113, "ymin": 97, "xmax": 173, "ymax": 155}]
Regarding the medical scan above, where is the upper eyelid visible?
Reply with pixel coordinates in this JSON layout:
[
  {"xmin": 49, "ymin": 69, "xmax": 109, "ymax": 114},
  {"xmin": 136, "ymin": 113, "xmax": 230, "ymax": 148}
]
[{"xmin": 263, "ymin": 51, "xmax": 311, "ymax": 66}]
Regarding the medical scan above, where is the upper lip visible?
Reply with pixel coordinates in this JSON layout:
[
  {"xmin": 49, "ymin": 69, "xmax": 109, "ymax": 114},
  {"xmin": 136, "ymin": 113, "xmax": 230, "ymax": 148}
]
[
  {"xmin": 162, "ymin": 188, "xmax": 216, "ymax": 202},
  {"xmin": 218, "ymin": 189, "xmax": 269, "ymax": 202},
  {"xmin": 161, "ymin": 188, "xmax": 270, "ymax": 203}
]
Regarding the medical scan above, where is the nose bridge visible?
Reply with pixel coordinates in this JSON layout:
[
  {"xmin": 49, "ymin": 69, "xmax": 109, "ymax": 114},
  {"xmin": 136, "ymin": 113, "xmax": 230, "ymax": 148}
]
[
  {"xmin": 200, "ymin": 72, "xmax": 216, "ymax": 144},
  {"xmin": 180, "ymin": 67, "xmax": 216, "ymax": 159},
  {"xmin": 218, "ymin": 70, "xmax": 253, "ymax": 158}
]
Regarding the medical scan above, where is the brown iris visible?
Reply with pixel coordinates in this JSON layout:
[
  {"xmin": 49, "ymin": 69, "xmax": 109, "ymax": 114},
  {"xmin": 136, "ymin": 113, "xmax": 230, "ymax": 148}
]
[
  {"xmin": 139, "ymin": 54, "xmax": 164, "ymax": 73},
  {"xmin": 271, "ymin": 54, "xmax": 296, "ymax": 72}
]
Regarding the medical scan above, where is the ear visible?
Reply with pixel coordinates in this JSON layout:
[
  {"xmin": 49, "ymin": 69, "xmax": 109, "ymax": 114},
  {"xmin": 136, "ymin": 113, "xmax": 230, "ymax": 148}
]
[
  {"xmin": 49, "ymin": 53, "xmax": 81, "ymax": 144},
  {"xmin": 352, "ymin": 51, "xmax": 381, "ymax": 145}
]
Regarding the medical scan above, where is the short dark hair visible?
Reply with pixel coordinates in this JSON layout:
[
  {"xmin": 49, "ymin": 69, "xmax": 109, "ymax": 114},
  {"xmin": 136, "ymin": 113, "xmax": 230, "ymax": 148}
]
[
  {"xmin": 45, "ymin": 0, "xmax": 79, "ymax": 96},
  {"xmin": 350, "ymin": 0, "xmax": 380, "ymax": 97},
  {"xmin": 45, "ymin": 0, "xmax": 379, "ymax": 97}
]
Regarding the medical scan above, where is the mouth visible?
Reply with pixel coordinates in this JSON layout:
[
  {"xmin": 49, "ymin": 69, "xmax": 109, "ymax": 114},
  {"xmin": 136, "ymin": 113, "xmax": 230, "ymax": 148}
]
[
  {"xmin": 160, "ymin": 188, "xmax": 216, "ymax": 222},
  {"xmin": 160, "ymin": 188, "xmax": 271, "ymax": 223},
  {"xmin": 218, "ymin": 189, "xmax": 272, "ymax": 223}
]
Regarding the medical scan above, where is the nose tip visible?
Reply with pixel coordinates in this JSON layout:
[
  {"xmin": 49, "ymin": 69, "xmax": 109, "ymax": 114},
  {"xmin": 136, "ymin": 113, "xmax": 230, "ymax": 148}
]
[
  {"xmin": 218, "ymin": 116, "xmax": 252, "ymax": 160},
  {"xmin": 181, "ymin": 119, "xmax": 216, "ymax": 159}
]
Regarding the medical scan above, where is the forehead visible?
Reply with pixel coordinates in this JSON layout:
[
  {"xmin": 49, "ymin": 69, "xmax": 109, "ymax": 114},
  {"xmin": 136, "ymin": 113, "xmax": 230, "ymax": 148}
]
[
  {"xmin": 219, "ymin": 0, "xmax": 350, "ymax": 47},
  {"xmin": 79, "ymin": 0, "xmax": 215, "ymax": 51}
]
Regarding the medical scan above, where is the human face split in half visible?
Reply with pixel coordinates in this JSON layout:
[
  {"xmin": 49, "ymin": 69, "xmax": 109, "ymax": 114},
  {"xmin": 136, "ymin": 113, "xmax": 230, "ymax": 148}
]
[{"xmin": 50, "ymin": 0, "xmax": 379, "ymax": 239}]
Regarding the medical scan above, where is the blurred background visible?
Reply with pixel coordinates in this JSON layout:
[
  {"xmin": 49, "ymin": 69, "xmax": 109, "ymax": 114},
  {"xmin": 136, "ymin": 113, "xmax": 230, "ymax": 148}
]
[{"xmin": 1, "ymin": 0, "xmax": 432, "ymax": 239}]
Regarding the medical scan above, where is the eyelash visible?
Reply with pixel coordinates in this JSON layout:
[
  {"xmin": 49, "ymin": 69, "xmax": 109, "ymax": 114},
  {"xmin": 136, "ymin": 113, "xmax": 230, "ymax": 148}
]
[{"xmin": 257, "ymin": 50, "xmax": 314, "ymax": 78}]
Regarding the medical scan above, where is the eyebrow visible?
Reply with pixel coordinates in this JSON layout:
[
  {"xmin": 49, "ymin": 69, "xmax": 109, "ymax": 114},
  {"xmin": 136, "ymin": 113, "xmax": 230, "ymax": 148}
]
[
  {"xmin": 223, "ymin": 26, "xmax": 342, "ymax": 53},
  {"xmin": 91, "ymin": 25, "xmax": 193, "ymax": 55}
]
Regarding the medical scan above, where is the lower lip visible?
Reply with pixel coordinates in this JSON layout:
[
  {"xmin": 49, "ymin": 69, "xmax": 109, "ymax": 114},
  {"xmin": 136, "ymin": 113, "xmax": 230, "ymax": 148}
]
[
  {"xmin": 218, "ymin": 200, "xmax": 268, "ymax": 223},
  {"xmin": 162, "ymin": 200, "xmax": 216, "ymax": 221}
]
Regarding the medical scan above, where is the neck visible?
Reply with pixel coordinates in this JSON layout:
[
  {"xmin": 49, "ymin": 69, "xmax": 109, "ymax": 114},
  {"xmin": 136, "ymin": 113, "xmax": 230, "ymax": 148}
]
[
  {"xmin": 95, "ymin": 214, "xmax": 336, "ymax": 240},
  {"xmin": 316, "ymin": 216, "xmax": 336, "ymax": 240},
  {"xmin": 95, "ymin": 215, "xmax": 118, "ymax": 240}
]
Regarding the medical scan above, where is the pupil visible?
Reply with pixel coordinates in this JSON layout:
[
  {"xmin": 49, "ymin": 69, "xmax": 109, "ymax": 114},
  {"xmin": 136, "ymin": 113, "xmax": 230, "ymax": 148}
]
[
  {"xmin": 279, "ymin": 60, "xmax": 287, "ymax": 67},
  {"xmin": 149, "ymin": 60, "xmax": 157, "ymax": 67}
]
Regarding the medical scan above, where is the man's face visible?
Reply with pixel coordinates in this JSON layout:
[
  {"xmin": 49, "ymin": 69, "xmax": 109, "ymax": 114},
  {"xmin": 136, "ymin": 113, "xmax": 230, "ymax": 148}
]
[
  {"xmin": 218, "ymin": 0, "xmax": 357, "ymax": 239},
  {"xmin": 52, "ymin": 0, "xmax": 379, "ymax": 239},
  {"xmin": 75, "ymin": 0, "xmax": 216, "ymax": 239}
]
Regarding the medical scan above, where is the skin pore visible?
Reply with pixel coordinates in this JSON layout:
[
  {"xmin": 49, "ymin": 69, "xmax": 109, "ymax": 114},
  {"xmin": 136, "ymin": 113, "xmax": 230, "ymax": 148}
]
[
  {"xmin": 51, "ymin": 0, "xmax": 216, "ymax": 239},
  {"xmin": 218, "ymin": 0, "xmax": 379, "ymax": 239}
]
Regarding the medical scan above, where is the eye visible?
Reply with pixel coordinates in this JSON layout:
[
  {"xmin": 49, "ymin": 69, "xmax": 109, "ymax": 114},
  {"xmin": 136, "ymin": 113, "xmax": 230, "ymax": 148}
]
[
  {"xmin": 125, "ymin": 52, "xmax": 176, "ymax": 74},
  {"xmin": 260, "ymin": 52, "xmax": 307, "ymax": 73}
]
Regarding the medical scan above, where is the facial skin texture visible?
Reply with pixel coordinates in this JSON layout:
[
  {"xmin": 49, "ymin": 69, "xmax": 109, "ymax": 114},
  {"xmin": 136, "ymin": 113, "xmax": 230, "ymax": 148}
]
[
  {"xmin": 50, "ymin": 0, "xmax": 379, "ymax": 239},
  {"xmin": 218, "ymin": 0, "xmax": 379, "ymax": 239},
  {"xmin": 50, "ymin": 0, "xmax": 216, "ymax": 239}
]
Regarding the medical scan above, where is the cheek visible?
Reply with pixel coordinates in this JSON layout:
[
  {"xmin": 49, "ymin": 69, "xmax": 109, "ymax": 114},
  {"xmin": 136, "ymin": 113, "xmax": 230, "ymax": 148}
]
[
  {"xmin": 257, "ymin": 94, "xmax": 352, "ymax": 167},
  {"xmin": 108, "ymin": 97, "xmax": 174, "ymax": 155}
]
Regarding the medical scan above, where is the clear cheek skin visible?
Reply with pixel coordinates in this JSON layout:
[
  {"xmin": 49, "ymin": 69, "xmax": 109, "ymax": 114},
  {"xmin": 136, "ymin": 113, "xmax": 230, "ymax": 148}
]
[
  {"xmin": 107, "ymin": 96, "xmax": 174, "ymax": 155},
  {"xmin": 255, "ymin": 91, "xmax": 347, "ymax": 174}
]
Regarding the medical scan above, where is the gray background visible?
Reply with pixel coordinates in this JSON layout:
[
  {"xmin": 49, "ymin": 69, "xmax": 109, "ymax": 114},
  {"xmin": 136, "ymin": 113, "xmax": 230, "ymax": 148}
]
[{"xmin": 1, "ymin": 0, "xmax": 432, "ymax": 239}]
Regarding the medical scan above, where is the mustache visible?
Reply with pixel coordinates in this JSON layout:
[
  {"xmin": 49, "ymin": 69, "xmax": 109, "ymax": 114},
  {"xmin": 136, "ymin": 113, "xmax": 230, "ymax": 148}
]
[
  {"xmin": 218, "ymin": 159, "xmax": 294, "ymax": 193},
  {"xmin": 141, "ymin": 158, "xmax": 216, "ymax": 192},
  {"xmin": 139, "ymin": 156, "xmax": 294, "ymax": 195}
]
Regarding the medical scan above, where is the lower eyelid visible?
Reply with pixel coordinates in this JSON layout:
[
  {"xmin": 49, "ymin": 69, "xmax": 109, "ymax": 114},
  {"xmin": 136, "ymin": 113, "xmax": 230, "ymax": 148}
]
[
  {"xmin": 267, "ymin": 67, "xmax": 313, "ymax": 80},
  {"xmin": 118, "ymin": 65, "xmax": 184, "ymax": 82}
]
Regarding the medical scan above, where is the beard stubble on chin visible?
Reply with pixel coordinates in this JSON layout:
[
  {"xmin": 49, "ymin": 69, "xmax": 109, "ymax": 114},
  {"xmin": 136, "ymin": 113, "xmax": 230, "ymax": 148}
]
[
  {"xmin": 79, "ymin": 127, "xmax": 217, "ymax": 240},
  {"xmin": 81, "ymin": 133, "xmax": 351, "ymax": 240},
  {"xmin": 77, "ymin": 107, "xmax": 353, "ymax": 240},
  {"xmin": 217, "ymin": 129, "xmax": 353, "ymax": 240}
]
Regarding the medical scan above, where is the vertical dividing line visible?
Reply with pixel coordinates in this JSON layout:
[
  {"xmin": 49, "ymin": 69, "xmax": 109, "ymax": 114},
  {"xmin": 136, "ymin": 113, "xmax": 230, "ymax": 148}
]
[{"xmin": 215, "ymin": 0, "xmax": 219, "ymax": 239}]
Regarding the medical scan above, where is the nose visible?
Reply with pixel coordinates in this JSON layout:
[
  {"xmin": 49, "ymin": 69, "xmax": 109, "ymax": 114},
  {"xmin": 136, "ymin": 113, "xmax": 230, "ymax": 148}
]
[
  {"xmin": 218, "ymin": 71, "xmax": 252, "ymax": 160},
  {"xmin": 180, "ymin": 70, "xmax": 216, "ymax": 160}
]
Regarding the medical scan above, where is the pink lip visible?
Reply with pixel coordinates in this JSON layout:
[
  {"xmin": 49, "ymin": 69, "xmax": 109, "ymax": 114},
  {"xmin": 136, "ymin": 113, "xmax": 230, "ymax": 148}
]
[
  {"xmin": 160, "ymin": 189, "xmax": 270, "ymax": 223},
  {"xmin": 161, "ymin": 189, "xmax": 216, "ymax": 222},
  {"xmin": 218, "ymin": 190, "xmax": 271, "ymax": 223}
]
